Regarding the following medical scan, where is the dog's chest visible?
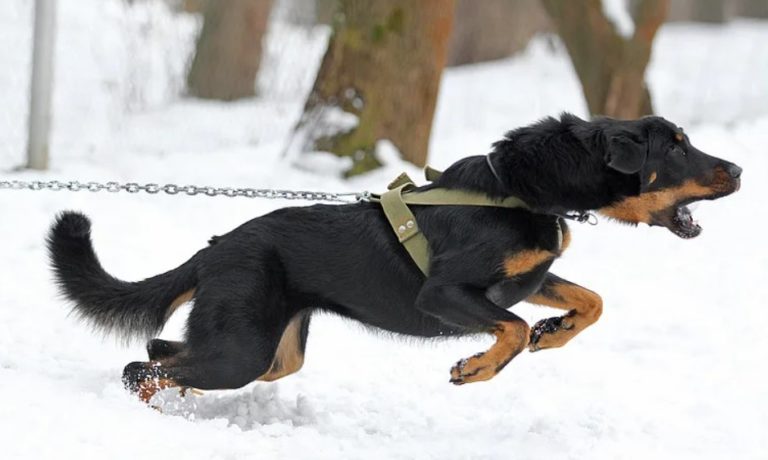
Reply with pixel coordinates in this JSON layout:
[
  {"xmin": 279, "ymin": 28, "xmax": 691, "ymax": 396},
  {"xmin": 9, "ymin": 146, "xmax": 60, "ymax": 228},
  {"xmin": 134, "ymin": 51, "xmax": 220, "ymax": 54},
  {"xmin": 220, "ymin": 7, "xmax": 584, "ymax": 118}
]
[{"xmin": 499, "ymin": 217, "xmax": 569, "ymax": 279}]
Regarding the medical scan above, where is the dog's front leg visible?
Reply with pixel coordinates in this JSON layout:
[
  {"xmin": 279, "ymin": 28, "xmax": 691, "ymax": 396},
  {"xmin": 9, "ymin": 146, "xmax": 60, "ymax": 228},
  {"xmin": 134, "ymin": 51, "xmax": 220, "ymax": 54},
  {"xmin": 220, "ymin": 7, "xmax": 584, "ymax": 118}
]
[
  {"xmin": 416, "ymin": 276, "xmax": 531, "ymax": 385},
  {"xmin": 525, "ymin": 273, "xmax": 603, "ymax": 352}
]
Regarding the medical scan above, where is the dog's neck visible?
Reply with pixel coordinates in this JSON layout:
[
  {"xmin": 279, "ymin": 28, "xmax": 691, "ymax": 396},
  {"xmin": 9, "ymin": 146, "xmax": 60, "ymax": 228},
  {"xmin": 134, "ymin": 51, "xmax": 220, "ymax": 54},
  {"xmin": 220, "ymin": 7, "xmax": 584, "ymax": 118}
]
[{"xmin": 433, "ymin": 117, "xmax": 640, "ymax": 215}]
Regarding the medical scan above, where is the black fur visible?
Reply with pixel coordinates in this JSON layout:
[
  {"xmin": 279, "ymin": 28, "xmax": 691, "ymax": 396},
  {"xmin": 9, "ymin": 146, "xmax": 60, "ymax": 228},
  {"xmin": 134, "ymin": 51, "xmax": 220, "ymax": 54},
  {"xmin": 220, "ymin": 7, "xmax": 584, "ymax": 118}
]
[
  {"xmin": 48, "ymin": 212, "xmax": 199, "ymax": 339},
  {"xmin": 47, "ymin": 113, "xmax": 741, "ymax": 397}
]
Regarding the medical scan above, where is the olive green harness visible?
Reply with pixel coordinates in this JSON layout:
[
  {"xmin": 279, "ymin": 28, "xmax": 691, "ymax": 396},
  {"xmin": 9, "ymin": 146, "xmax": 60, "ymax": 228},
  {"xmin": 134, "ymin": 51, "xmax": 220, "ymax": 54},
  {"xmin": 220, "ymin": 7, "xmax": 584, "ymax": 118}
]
[{"xmin": 368, "ymin": 167, "xmax": 530, "ymax": 275}]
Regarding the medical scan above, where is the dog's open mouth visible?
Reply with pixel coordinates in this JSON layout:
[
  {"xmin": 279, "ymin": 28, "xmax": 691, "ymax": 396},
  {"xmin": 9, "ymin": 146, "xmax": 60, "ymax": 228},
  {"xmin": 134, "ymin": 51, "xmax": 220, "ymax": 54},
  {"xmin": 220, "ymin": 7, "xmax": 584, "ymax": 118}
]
[
  {"xmin": 663, "ymin": 177, "xmax": 740, "ymax": 239},
  {"xmin": 669, "ymin": 203, "xmax": 702, "ymax": 239}
]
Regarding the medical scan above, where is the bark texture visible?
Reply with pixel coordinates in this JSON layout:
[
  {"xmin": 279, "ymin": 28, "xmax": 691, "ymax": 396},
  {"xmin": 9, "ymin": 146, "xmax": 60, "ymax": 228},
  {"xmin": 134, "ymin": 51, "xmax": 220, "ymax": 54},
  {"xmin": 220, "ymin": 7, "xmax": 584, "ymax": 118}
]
[
  {"xmin": 187, "ymin": 0, "xmax": 273, "ymax": 100},
  {"xmin": 542, "ymin": 0, "xmax": 669, "ymax": 119},
  {"xmin": 298, "ymin": 0, "xmax": 455, "ymax": 176}
]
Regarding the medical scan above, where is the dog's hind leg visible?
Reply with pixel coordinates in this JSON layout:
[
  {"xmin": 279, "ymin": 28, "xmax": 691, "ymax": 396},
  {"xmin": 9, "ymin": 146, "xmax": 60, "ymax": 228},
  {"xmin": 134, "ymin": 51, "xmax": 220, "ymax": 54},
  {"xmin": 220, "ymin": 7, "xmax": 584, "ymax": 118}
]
[
  {"xmin": 123, "ymin": 270, "xmax": 292, "ymax": 403},
  {"xmin": 257, "ymin": 310, "xmax": 311, "ymax": 382},
  {"xmin": 124, "ymin": 324, "xmax": 286, "ymax": 403},
  {"xmin": 525, "ymin": 273, "xmax": 603, "ymax": 352},
  {"xmin": 123, "ymin": 348, "xmax": 276, "ymax": 404},
  {"xmin": 144, "ymin": 288, "xmax": 196, "ymax": 361}
]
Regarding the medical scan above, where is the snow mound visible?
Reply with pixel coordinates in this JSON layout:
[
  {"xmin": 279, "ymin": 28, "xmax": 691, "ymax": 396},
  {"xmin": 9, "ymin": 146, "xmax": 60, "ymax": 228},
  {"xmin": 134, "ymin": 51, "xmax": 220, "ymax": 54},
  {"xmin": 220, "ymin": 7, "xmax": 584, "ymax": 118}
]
[{"xmin": 156, "ymin": 384, "xmax": 317, "ymax": 431}]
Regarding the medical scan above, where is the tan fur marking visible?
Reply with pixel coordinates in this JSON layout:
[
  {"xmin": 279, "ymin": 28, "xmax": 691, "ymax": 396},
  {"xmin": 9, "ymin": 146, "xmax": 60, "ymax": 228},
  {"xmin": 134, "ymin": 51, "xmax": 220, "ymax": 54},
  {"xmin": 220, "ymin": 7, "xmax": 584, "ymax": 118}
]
[
  {"xmin": 599, "ymin": 179, "xmax": 712, "ymax": 224},
  {"xmin": 526, "ymin": 292, "xmax": 550, "ymax": 306},
  {"xmin": 137, "ymin": 378, "xmax": 178, "ymax": 404},
  {"xmin": 450, "ymin": 320, "xmax": 530, "ymax": 384},
  {"xmin": 167, "ymin": 289, "xmax": 195, "ymax": 320},
  {"xmin": 258, "ymin": 315, "xmax": 306, "ymax": 382},
  {"xmin": 503, "ymin": 250, "xmax": 554, "ymax": 277},
  {"xmin": 560, "ymin": 226, "xmax": 571, "ymax": 253},
  {"xmin": 675, "ymin": 132, "xmax": 684, "ymax": 142},
  {"xmin": 648, "ymin": 171, "xmax": 657, "ymax": 185},
  {"xmin": 526, "ymin": 282, "xmax": 603, "ymax": 350}
]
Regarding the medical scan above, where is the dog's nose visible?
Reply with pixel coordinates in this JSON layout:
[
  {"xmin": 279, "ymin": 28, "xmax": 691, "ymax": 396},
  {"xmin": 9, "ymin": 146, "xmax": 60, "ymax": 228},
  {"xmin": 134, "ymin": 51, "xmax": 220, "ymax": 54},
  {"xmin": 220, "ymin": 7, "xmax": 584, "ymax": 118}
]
[{"xmin": 727, "ymin": 164, "xmax": 743, "ymax": 178}]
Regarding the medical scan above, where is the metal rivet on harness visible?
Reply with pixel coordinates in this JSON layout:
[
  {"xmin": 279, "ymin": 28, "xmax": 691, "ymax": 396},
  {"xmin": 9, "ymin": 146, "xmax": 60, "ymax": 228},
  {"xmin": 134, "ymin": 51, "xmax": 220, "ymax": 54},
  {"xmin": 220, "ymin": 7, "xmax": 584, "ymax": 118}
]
[{"xmin": 370, "ymin": 167, "xmax": 530, "ymax": 276}]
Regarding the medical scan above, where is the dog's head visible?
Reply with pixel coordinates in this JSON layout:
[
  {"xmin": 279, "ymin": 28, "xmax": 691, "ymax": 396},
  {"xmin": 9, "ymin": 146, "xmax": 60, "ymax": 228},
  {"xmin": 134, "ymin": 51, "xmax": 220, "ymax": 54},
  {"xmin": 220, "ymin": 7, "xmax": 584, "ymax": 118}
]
[{"xmin": 597, "ymin": 116, "xmax": 742, "ymax": 238}]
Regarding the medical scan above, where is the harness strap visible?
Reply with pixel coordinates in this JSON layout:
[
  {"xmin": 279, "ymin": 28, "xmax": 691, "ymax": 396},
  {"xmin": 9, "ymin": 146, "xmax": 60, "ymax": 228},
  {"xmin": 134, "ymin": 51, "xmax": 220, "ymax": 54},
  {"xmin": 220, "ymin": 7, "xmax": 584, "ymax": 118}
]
[
  {"xmin": 371, "ymin": 167, "xmax": 530, "ymax": 276},
  {"xmin": 378, "ymin": 183, "xmax": 432, "ymax": 275},
  {"xmin": 396, "ymin": 188, "xmax": 528, "ymax": 209},
  {"xmin": 424, "ymin": 166, "xmax": 443, "ymax": 182}
]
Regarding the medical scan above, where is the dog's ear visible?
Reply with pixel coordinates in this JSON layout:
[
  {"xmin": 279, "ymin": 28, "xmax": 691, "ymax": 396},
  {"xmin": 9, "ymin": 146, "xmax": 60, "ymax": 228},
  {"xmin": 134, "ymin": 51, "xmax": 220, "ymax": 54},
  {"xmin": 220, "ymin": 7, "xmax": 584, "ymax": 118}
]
[{"xmin": 604, "ymin": 128, "xmax": 647, "ymax": 174}]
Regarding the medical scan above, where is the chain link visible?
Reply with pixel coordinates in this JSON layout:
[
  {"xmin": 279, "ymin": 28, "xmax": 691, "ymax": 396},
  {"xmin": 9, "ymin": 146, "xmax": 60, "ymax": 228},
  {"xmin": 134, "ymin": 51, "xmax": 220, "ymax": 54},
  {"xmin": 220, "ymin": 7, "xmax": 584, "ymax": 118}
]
[{"xmin": 0, "ymin": 179, "xmax": 367, "ymax": 203}]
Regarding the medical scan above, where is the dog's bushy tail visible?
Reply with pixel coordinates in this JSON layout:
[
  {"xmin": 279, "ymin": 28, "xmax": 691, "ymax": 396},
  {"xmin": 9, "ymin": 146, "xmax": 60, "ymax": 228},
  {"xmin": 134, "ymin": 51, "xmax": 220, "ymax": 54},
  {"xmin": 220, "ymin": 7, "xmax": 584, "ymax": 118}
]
[{"xmin": 47, "ymin": 211, "xmax": 198, "ymax": 340}]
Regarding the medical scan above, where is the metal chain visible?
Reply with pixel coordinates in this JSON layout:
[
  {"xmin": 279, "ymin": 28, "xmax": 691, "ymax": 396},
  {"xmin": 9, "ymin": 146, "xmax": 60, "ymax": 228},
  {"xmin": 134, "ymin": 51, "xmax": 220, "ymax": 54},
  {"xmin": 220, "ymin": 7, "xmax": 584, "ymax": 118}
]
[{"xmin": 0, "ymin": 179, "xmax": 369, "ymax": 203}]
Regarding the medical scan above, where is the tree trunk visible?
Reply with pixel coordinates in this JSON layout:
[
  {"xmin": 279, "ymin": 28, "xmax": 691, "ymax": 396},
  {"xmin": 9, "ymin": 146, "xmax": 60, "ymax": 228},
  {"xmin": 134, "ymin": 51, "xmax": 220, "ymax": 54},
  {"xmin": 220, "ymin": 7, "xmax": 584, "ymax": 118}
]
[
  {"xmin": 447, "ymin": 0, "xmax": 551, "ymax": 66},
  {"xmin": 187, "ymin": 0, "xmax": 273, "ymax": 100},
  {"xmin": 542, "ymin": 0, "xmax": 668, "ymax": 119},
  {"xmin": 315, "ymin": 0, "xmax": 337, "ymax": 25},
  {"xmin": 178, "ymin": 0, "xmax": 209, "ymax": 13},
  {"xmin": 295, "ymin": 0, "xmax": 455, "ymax": 176},
  {"xmin": 737, "ymin": 0, "xmax": 768, "ymax": 18},
  {"xmin": 692, "ymin": 0, "xmax": 726, "ymax": 23},
  {"xmin": 663, "ymin": 0, "xmax": 697, "ymax": 22}
]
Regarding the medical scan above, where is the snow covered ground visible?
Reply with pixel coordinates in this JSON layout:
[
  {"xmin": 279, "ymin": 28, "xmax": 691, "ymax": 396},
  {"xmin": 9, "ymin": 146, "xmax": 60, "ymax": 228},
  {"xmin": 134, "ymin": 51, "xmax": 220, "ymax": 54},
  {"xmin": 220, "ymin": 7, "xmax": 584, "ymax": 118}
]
[{"xmin": 1, "ymin": 1, "xmax": 767, "ymax": 459}]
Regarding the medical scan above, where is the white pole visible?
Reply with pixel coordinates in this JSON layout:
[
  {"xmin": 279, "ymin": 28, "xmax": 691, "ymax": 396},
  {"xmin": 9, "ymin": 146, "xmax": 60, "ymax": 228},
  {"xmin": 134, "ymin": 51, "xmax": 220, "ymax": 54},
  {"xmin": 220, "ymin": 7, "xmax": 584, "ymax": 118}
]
[{"xmin": 26, "ymin": 0, "xmax": 56, "ymax": 170}]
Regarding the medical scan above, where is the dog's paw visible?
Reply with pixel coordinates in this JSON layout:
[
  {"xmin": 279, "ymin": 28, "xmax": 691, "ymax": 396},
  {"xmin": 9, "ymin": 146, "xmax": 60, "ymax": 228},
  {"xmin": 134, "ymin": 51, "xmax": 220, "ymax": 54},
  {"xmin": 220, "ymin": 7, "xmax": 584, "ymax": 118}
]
[
  {"xmin": 529, "ymin": 315, "xmax": 574, "ymax": 352},
  {"xmin": 122, "ymin": 361, "xmax": 178, "ymax": 404},
  {"xmin": 449, "ymin": 352, "xmax": 498, "ymax": 385}
]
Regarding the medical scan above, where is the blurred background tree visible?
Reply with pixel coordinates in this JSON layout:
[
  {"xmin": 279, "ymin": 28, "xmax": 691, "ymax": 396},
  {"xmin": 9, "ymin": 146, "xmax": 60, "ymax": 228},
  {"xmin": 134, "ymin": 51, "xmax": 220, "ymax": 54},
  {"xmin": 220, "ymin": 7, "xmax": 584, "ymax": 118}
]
[
  {"xmin": 738, "ymin": 0, "xmax": 768, "ymax": 18},
  {"xmin": 447, "ymin": 0, "xmax": 551, "ymax": 66},
  {"xmin": 293, "ymin": 0, "xmax": 455, "ymax": 176},
  {"xmin": 186, "ymin": 0, "xmax": 273, "ymax": 100},
  {"xmin": 542, "ymin": 0, "xmax": 669, "ymax": 119},
  {"xmin": 692, "ymin": 0, "xmax": 727, "ymax": 22},
  {"xmin": 173, "ymin": 0, "xmax": 767, "ymax": 176},
  {"xmin": 665, "ymin": 0, "xmax": 768, "ymax": 21}
]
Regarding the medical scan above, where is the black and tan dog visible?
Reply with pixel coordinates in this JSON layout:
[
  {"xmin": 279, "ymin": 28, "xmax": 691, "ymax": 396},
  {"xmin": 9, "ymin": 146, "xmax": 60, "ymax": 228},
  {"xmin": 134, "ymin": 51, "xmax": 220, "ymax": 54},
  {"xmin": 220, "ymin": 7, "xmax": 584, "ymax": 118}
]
[{"xmin": 48, "ymin": 113, "xmax": 741, "ymax": 402}]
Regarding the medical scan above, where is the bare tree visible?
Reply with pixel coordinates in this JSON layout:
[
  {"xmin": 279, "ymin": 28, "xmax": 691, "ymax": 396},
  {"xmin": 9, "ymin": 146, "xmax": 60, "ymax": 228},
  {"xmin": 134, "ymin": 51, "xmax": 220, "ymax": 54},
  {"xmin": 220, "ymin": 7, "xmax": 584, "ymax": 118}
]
[
  {"xmin": 736, "ymin": 0, "xmax": 768, "ymax": 18},
  {"xmin": 665, "ymin": 0, "xmax": 768, "ymax": 21},
  {"xmin": 176, "ymin": 0, "xmax": 208, "ymax": 13},
  {"xmin": 315, "ymin": 0, "xmax": 337, "ymax": 24},
  {"xmin": 542, "ymin": 0, "xmax": 669, "ymax": 119},
  {"xmin": 294, "ymin": 0, "xmax": 455, "ymax": 176},
  {"xmin": 186, "ymin": 0, "xmax": 273, "ymax": 100},
  {"xmin": 448, "ymin": 0, "xmax": 551, "ymax": 66},
  {"xmin": 692, "ymin": 0, "xmax": 726, "ymax": 22}
]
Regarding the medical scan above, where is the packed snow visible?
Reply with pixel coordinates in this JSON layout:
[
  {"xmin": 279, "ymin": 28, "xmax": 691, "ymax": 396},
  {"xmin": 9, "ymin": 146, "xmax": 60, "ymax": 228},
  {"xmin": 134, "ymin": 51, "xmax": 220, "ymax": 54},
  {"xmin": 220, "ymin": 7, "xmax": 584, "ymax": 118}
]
[{"xmin": 1, "ymin": 1, "xmax": 767, "ymax": 459}]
